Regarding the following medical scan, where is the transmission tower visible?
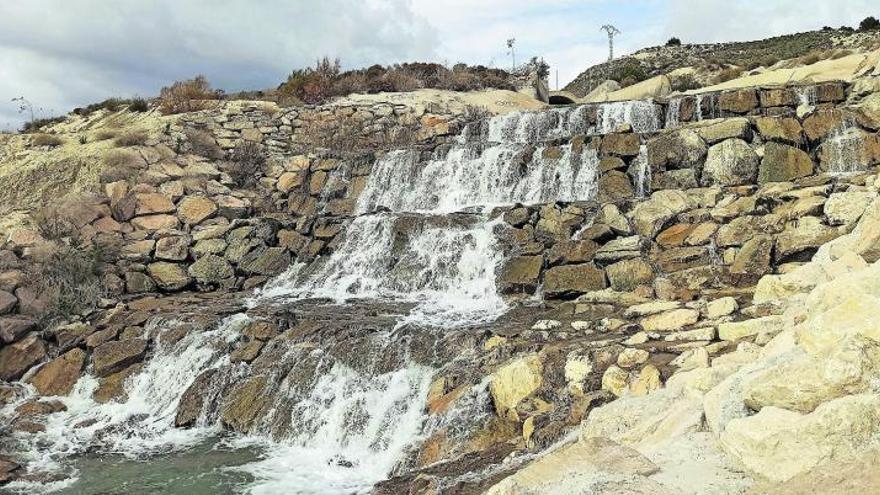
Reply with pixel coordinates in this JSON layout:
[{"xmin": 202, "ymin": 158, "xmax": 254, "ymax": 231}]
[
  {"xmin": 506, "ymin": 38, "xmax": 516, "ymax": 71},
  {"xmin": 600, "ymin": 25, "xmax": 621, "ymax": 62}
]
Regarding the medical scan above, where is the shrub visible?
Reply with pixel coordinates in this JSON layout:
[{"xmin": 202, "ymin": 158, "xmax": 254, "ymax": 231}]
[
  {"xmin": 157, "ymin": 75, "xmax": 221, "ymax": 115},
  {"xmin": 27, "ymin": 238, "xmax": 116, "ymax": 322},
  {"xmin": 859, "ymin": 16, "xmax": 880, "ymax": 31},
  {"xmin": 100, "ymin": 149, "xmax": 143, "ymax": 182},
  {"xmin": 32, "ymin": 133, "xmax": 64, "ymax": 147},
  {"xmin": 94, "ymin": 129, "xmax": 117, "ymax": 141},
  {"xmin": 114, "ymin": 129, "xmax": 149, "ymax": 147},
  {"xmin": 185, "ymin": 128, "xmax": 224, "ymax": 160},
  {"xmin": 227, "ymin": 141, "xmax": 267, "ymax": 186},
  {"xmin": 713, "ymin": 67, "xmax": 744, "ymax": 84},
  {"xmin": 78, "ymin": 135, "xmax": 87, "ymax": 145},
  {"xmin": 799, "ymin": 51, "xmax": 823, "ymax": 66},
  {"xmin": 20, "ymin": 117, "xmax": 65, "ymax": 133},
  {"xmin": 608, "ymin": 59, "xmax": 648, "ymax": 87},
  {"xmin": 128, "ymin": 96, "xmax": 149, "ymax": 112},
  {"xmin": 670, "ymin": 73, "xmax": 701, "ymax": 92},
  {"xmin": 32, "ymin": 205, "xmax": 77, "ymax": 241},
  {"xmin": 666, "ymin": 37, "xmax": 682, "ymax": 47},
  {"xmin": 462, "ymin": 104, "xmax": 490, "ymax": 124}
]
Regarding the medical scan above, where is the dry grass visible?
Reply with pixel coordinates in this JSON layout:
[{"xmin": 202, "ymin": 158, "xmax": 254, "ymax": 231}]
[
  {"xmin": 100, "ymin": 149, "xmax": 144, "ymax": 183},
  {"xmin": 184, "ymin": 128, "xmax": 225, "ymax": 160},
  {"xmin": 227, "ymin": 141, "xmax": 267, "ymax": 187},
  {"xmin": 713, "ymin": 67, "xmax": 745, "ymax": 84},
  {"xmin": 32, "ymin": 133, "xmax": 64, "ymax": 147},
  {"xmin": 114, "ymin": 129, "xmax": 149, "ymax": 147},
  {"xmin": 94, "ymin": 129, "xmax": 118, "ymax": 141}
]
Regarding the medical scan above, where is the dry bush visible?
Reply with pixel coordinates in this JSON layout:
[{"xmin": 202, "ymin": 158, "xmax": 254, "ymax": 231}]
[
  {"xmin": 227, "ymin": 141, "xmax": 267, "ymax": 187},
  {"xmin": 670, "ymin": 74, "xmax": 701, "ymax": 92},
  {"xmin": 100, "ymin": 149, "xmax": 143, "ymax": 183},
  {"xmin": 713, "ymin": 67, "xmax": 745, "ymax": 84},
  {"xmin": 185, "ymin": 128, "xmax": 225, "ymax": 160},
  {"xmin": 114, "ymin": 129, "xmax": 149, "ymax": 147},
  {"xmin": 128, "ymin": 96, "xmax": 149, "ymax": 112},
  {"xmin": 32, "ymin": 133, "xmax": 64, "ymax": 147},
  {"xmin": 26, "ymin": 238, "xmax": 116, "ymax": 322},
  {"xmin": 158, "ymin": 75, "xmax": 221, "ymax": 115},
  {"xmin": 32, "ymin": 205, "xmax": 78, "ymax": 241},
  {"xmin": 94, "ymin": 129, "xmax": 117, "ymax": 141},
  {"xmin": 463, "ymin": 104, "xmax": 490, "ymax": 124},
  {"xmin": 798, "ymin": 51, "xmax": 823, "ymax": 66}
]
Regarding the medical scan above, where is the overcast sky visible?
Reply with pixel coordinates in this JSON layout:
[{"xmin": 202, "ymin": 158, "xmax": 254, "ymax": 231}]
[{"xmin": 1, "ymin": 0, "xmax": 876, "ymax": 130}]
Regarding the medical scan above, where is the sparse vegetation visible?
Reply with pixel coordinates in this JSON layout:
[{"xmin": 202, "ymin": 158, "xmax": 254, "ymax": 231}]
[
  {"xmin": 31, "ymin": 133, "xmax": 64, "ymax": 147},
  {"xmin": 114, "ymin": 129, "xmax": 149, "ymax": 147},
  {"xmin": 94, "ymin": 129, "xmax": 118, "ymax": 141},
  {"xmin": 227, "ymin": 141, "xmax": 267, "ymax": 186},
  {"xmin": 670, "ymin": 73, "xmax": 700, "ymax": 91},
  {"xmin": 666, "ymin": 37, "xmax": 682, "ymax": 47},
  {"xmin": 607, "ymin": 59, "xmax": 649, "ymax": 87},
  {"xmin": 100, "ymin": 149, "xmax": 143, "ymax": 182},
  {"xmin": 713, "ymin": 66, "xmax": 745, "ymax": 84},
  {"xmin": 73, "ymin": 97, "xmax": 147, "ymax": 117},
  {"xmin": 859, "ymin": 16, "xmax": 880, "ymax": 31},
  {"xmin": 128, "ymin": 96, "xmax": 149, "ymax": 112},
  {"xmin": 20, "ymin": 116, "xmax": 66, "ymax": 133},
  {"xmin": 157, "ymin": 75, "xmax": 222, "ymax": 115},
  {"xmin": 277, "ymin": 58, "xmax": 515, "ymax": 105},
  {"xmin": 185, "ymin": 128, "xmax": 225, "ymax": 160}
]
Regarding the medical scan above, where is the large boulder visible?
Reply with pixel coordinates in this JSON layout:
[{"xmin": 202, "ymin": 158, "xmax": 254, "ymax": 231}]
[
  {"xmin": 238, "ymin": 247, "xmax": 291, "ymax": 276},
  {"xmin": 0, "ymin": 335, "xmax": 46, "ymax": 381},
  {"xmin": 134, "ymin": 193, "xmax": 175, "ymax": 215},
  {"xmin": 0, "ymin": 290, "xmax": 16, "ymax": 315},
  {"xmin": 692, "ymin": 118, "xmax": 752, "ymax": 144},
  {"xmin": 543, "ymin": 263, "xmax": 607, "ymax": 297},
  {"xmin": 92, "ymin": 339, "xmax": 147, "ymax": 377},
  {"xmin": 188, "ymin": 255, "xmax": 235, "ymax": 286},
  {"xmin": 824, "ymin": 191, "xmax": 874, "ymax": 226},
  {"xmin": 754, "ymin": 117, "xmax": 803, "ymax": 145},
  {"xmin": 759, "ymin": 143, "xmax": 813, "ymax": 183},
  {"xmin": 606, "ymin": 259, "xmax": 654, "ymax": 291},
  {"xmin": 701, "ymin": 139, "xmax": 759, "ymax": 186},
  {"xmin": 27, "ymin": 348, "xmax": 85, "ymax": 396},
  {"xmin": 719, "ymin": 89, "xmax": 758, "ymax": 114},
  {"xmin": 0, "ymin": 316, "xmax": 37, "ymax": 344}
]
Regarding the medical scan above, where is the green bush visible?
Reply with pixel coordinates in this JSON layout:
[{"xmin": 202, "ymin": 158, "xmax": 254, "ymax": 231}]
[
  {"xmin": 228, "ymin": 141, "xmax": 267, "ymax": 187},
  {"xmin": 158, "ymin": 75, "xmax": 221, "ymax": 115},
  {"xmin": 670, "ymin": 74, "xmax": 700, "ymax": 91},
  {"xmin": 128, "ymin": 97, "xmax": 149, "ymax": 112},
  {"xmin": 114, "ymin": 130, "xmax": 149, "ymax": 147},
  {"xmin": 859, "ymin": 16, "xmax": 880, "ymax": 31},
  {"xmin": 666, "ymin": 37, "xmax": 682, "ymax": 47},
  {"xmin": 608, "ymin": 59, "xmax": 648, "ymax": 87},
  {"xmin": 31, "ymin": 133, "xmax": 64, "ymax": 147}
]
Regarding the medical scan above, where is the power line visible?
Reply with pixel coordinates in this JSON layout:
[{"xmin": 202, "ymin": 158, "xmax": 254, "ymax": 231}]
[{"xmin": 600, "ymin": 25, "xmax": 621, "ymax": 62}]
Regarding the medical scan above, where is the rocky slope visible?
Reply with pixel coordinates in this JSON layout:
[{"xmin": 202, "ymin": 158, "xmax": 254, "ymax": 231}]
[{"xmin": 0, "ymin": 67, "xmax": 879, "ymax": 494}]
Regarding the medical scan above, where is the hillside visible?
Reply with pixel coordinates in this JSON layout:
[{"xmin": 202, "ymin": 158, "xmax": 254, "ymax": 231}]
[{"xmin": 565, "ymin": 28, "xmax": 880, "ymax": 97}]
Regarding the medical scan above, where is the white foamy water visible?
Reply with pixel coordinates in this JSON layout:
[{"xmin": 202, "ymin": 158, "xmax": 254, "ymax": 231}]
[
  {"xmin": 822, "ymin": 121, "xmax": 868, "ymax": 174},
  {"xmin": 597, "ymin": 100, "xmax": 661, "ymax": 134},
  {"xmin": 233, "ymin": 362, "xmax": 433, "ymax": 495},
  {"xmin": 1, "ymin": 314, "xmax": 249, "ymax": 493},
  {"xmin": 632, "ymin": 144, "xmax": 651, "ymax": 198}
]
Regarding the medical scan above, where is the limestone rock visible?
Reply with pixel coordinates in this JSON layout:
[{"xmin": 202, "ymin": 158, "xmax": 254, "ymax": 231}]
[
  {"xmin": 775, "ymin": 216, "xmax": 840, "ymax": 260},
  {"xmin": 131, "ymin": 214, "xmax": 180, "ymax": 231},
  {"xmin": 719, "ymin": 89, "xmax": 758, "ymax": 114},
  {"xmin": 720, "ymin": 393, "xmax": 880, "ymax": 482},
  {"xmin": 706, "ymin": 297, "xmax": 738, "ymax": 319},
  {"xmin": 489, "ymin": 354, "xmax": 543, "ymax": 421},
  {"xmin": 617, "ymin": 348, "xmax": 649, "ymax": 368},
  {"xmin": 0, "ymin": 335, "xmax": 46, "ymax": 381},
  {"xmin": 824, "ymin": 191, "xmax": 874, "ymax": 226},
  {"xmin": 646, "ymin": 129, "xmax": 707, "ymax": 171},
  {"xmin": 147, "ymin": 262, "xmax": 192, "ymax": 291},
  {"xmin": 629, "ymin": 364, "xmax": 662, "ymax": 396},
  {"xmin": 759, "ymin": 143, "xmax": 813, "ymax": 183},
  {"xmin": 641, "ymin": 309, "xmax": 700, "ymax": 332},
  {"xmin": 601, "ymin": 365, "xmax": 629, "ymax": 397},
  {"xmin": 27, "ymin": 348, "xmax": 85, "ymax": 396},
  {"xmin": 135, "ymin": 193, "xmax": 175, "ymax": 216},
  {"xmin": 754, "ymin": 117, "xmax": 803, "ymax": 145},
  {"xmin": 92, "ymin": 339, "xmax": 147, "ymax": 377},
  {"xmin": 595, "ymin": 235, "xmax": 643, "ymax": 263},
  {"xmin": 155, "ymin": 235, "xmax": 191, "ymax": 261},
  {"xmin": 702, "ymin": 139, "xmax": 759, "ymax": 186},
  {"xmin": 239, "ymin": 247, "xmax": 290, "ymax": 276},
  {"xmin": 693, "ymin": 117, "xmax": 752, "ymax": 144},
  {"xmin": 547, "ymin": 240, "xmax": 599, "ymax": 266},
  {"xmin": 731, "ymin": 235, "xmax": 774, "ymax": 277},
  {"xmin": 499, "ymin": 256, "xmax": 543, "ymax": 292},
  {"xmin": 718, "ymin": 315, "xmax": 785, "ymax": 341}
]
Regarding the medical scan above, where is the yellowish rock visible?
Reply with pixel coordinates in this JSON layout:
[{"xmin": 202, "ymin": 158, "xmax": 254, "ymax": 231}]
[{"xmin": 489, "ymin": 354, "xmax": 543, "ymax": 421}]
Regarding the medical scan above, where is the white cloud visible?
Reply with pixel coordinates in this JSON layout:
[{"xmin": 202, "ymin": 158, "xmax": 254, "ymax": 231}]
[{"xmin": 0, "ymin": 0, "xmax": 437, "ymax": 128}]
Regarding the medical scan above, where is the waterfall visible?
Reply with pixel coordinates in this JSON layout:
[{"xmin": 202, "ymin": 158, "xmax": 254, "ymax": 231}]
[
  {"xmin": 597, "ymin": 100, "xmax": 661, "ymax": 134},
  {"xmin": 695, "ymin": 93, "xmax": 719, "ymax": 121},
  {"xmin": 822, "ymin": 122, "xmax": 867, "ymax": 174},
  {"xmin": 233, "ymin": 360, "xmax": 433, "ymax": 494},
  {"xmin": 263, "ymin": 109, "xmax": 601, "ymax": 326},
  {"xmin": 665, "ymin": 98, "xmax": 681, "ymax": 129},
  {"xmin": 0, "ymin": 314, "xmax": 249, "ymax": 493},
  {"xmin": 632, "ymin": 145, "xmax": 651, "ymax": 198},
  {"xmin": 796, "ymin": 86, "xmax": 818, "ymax": 107}
]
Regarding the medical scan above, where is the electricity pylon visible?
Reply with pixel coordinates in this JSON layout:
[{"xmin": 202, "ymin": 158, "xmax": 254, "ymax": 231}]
[{"xmin": 600, "ymin": 25, "xmax": 621, "ymax": 62}]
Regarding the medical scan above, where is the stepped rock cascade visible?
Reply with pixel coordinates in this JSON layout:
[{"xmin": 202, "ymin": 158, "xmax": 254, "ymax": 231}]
[
  {"xmin": 822, "ymin": 121, "xmax": 869, "ymax": 174},
  {"xmin": 695, "ymin": 93, "xmax": 720, "ymax": 120},
  {"xmin": 264, "ymin": 109, "xmax": 602, "ymax": 326},
  {"xmin": 796, "ymin": 85, "xmax": 818, "ymax": 107},
  {"xmin": 596, "ymin": 100, "xmax": 662, "ymax": 134},
  {"xmin": 631, "ymin": 145, "xmax": 651, "ymax": 198},
  {"xmin": 665, "ymin": 98, "xmax": 682, "ymax": 129}
]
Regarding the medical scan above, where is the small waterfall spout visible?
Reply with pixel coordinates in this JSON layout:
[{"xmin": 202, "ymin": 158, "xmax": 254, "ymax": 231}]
[
  {"xmin": 822, "ymin": 121, "xmax": 868, "ymax": 174},
  {"xmin": 597, "ymin": 100, "xmax": 661, "ymax": 134}
]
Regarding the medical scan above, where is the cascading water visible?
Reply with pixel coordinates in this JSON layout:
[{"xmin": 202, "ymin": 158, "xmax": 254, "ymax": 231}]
[
  {"xmin": 665, "ymin": 98, "xmax": 682, "ymax": 129},
  {"xmin": 796, "ymin": 86, "xmax": 818, "ymax": 107},
  {"xmin": 821, "ymin": 121, "xmax": 867, "ymax": 174},
  {"xmin": 597, "ymin": 100, "xmax": 662, "ymax": 134},
  {"xmin": 631, "ymin": 145, "xmax": 651, "ymax": 198},
  {"xmin": 263, "ymin": 109, "xmax": 601, "ymax": 326},
  {"xmin": 695, "ymin": 93, "xmax": 720, "ymax": 121}
]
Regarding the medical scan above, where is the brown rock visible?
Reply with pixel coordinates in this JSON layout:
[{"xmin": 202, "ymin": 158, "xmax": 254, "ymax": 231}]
[
  {"xmin": 0, "ymin": 455, "xmax": 21, "ymax": 484},
  {"xmin": 543, "ymin": 263, "xmax": 606, "ymax": 298},
  {"xmin": 0, "ymin": 270, "xmax": 24, "ymax": 293},
  {"xmin": 647, "ymin": 129, "xmax": 707, "ymax": 171},
  {"xmin": 755, "ymin": 117, "xmax": 803, "ymax": 145},
  {"xmin": 0, "ymin": 316, "xmax": 37, "ymax": 344},
  {"xmin": 597, "ymin": 171, "xmax": 634, "ymax": 202},
  {"xmin": 656, "ymin": 224, "xmax": 697, "ymax": 247},
  {"xmin": 131, "ymin": 214, "xmax": 180, "ymax": 231},
  {"xmin": 92, "ymin": 339, "xmax": 147, "ymax": 377},
  {"xmin": 731, "ymin": 235, "xmax": 774, "ymax": 278},
  {"xmin": 802, "ymin": 109, "xmax": 846, "ymax": 142},
  {"xmin": 28, "ymin": 348, "xmax": 85, "ymax": 396},
  {"xmin": 242, "ymin": 321, "xmax": 279, "ymax": 341},
  {"xmin": 221, "ymin": 375, "xmax": 269, "ymax": 432},
  {"xmin": 135, "ymin": 193, "xmax": 175, "ymax": 216},
  {"xmin": 230, "ymin": 340, "xmax": 264, "ymax": 363},
  {"xmin": 759, "ymin": 88, "xmax": 798, "ymax": 108},
  {"xmin": 499, "ymin": 256, "xmax": 543, "ymax": 293},
  {"xmin": 177, "ymin": 196, "xmax": 217, "ymax": 225},
  {"xmin": 13, "ymin": 287, "xmax": 49, "ymax": 316},
  {"xmin": 175, "ymin": 369, "xmax": 218, "ymax": 427},
  {"xmin": 600, "ymin": 133, "xmax": 640, "ymax": 157},
  {"xmin": 0, "ymin": 290, "xmax": 17, "ymax": 314},
  {"xmin": 94, "ymin": 363, "xmax": 143, "ymax": 403},
  {"xmin": 125, "ymin": 271, "xmax": 156, "ymax": 293},
  {"xmin": 239, "ymin": 247, "xmax": 290, "ymax": 276},
  {"xmin": 547, "ymin": 240, "xmax": 599, "ymax": 266},
  {"xmin": 188, "ymin": 255, "xmax": 235, "ymax": 286},
  {"xmin": 0, "ymin": 335, "xmax": 47, "ymax": 381},
  {"xmin": 277, "ymin": 171, "xmax": 305, "ymax": 193},
  {"xmin": 719, "ymin": 89, "xmax": 759, "ymax": 114}
]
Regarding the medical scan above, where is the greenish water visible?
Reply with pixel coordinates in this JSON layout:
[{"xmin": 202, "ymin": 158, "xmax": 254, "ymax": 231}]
[{"xmin": 54, "ymin": 440, "xmax": 260, "ymax": 495}]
